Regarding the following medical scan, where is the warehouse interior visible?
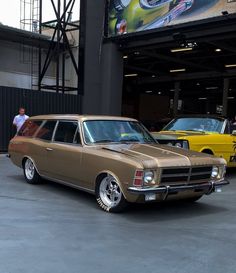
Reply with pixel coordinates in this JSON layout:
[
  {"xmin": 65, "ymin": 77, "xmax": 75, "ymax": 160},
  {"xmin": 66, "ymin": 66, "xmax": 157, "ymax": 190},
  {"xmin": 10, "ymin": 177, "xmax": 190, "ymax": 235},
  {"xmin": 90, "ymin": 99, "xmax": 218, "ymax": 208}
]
[{"xmin": 117, "ymin": 13, "xmax": 236, "ymax": 127}]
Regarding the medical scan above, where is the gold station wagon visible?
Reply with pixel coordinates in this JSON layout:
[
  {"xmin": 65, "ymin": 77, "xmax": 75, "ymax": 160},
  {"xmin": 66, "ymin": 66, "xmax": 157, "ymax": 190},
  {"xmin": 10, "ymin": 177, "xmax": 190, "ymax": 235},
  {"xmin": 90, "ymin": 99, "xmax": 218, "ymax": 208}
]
[{"xmin": 8, "ymin": 115, "xmax": 229, "ymax": 212}]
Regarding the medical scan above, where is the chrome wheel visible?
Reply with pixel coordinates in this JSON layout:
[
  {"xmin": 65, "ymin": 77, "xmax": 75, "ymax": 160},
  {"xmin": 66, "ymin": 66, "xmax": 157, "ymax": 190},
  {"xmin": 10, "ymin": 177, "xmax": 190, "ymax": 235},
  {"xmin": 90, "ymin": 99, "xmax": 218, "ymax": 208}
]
[
  {"xmin": 99, "ymin": 175, "xmax": 122, "ymax": 208},
  {"xmin": 24, "ymin": 159, "xmax": 35, "ymax": 180}
]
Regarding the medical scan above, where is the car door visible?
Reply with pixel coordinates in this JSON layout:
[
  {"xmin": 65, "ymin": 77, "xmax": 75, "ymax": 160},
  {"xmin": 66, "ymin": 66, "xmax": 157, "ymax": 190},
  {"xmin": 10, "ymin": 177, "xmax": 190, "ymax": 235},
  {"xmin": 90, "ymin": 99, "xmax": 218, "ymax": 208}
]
[
  {"xmin": 208, "ymin": 121, "xmax": 236, "ymax": 167},
  {"xmin": 226, "ymin": 122, "xmax": 236, "ymax": 167},
  {"xmin": 32, "ymin": 120, "xmax": 57, "ymax": 176},
  {"xmin": 44, "ymin": 120, "xmax": 85, "ymax": 187}
]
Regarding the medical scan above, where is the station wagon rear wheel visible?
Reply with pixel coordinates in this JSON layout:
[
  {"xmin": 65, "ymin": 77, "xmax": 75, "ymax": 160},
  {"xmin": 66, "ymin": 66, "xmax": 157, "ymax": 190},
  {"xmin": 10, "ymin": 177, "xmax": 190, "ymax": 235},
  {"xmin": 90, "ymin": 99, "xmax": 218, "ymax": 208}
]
[
  {"xmin": 23, "ymin": 158, "xmax": 41, "ymax": 184},
  {"xmin": 96, "ymin": 174, "xmax": 128, "ymax": 212}
]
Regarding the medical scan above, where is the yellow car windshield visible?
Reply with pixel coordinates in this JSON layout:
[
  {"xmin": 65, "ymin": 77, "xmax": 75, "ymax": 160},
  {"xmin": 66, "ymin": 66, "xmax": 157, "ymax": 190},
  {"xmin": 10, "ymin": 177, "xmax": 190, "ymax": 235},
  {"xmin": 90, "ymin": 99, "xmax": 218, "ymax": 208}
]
[{"xmin": 163, "ymin": 117, "xmax": 224, "ymax": 133}]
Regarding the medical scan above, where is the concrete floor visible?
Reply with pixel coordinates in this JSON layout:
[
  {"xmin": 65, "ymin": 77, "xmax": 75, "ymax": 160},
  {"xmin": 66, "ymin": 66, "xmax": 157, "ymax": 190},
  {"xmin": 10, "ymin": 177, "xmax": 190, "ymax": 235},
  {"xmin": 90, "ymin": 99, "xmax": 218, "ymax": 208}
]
[{"xmin": 1, "ymin": 154, "xmax": 236, "ymax": 273}]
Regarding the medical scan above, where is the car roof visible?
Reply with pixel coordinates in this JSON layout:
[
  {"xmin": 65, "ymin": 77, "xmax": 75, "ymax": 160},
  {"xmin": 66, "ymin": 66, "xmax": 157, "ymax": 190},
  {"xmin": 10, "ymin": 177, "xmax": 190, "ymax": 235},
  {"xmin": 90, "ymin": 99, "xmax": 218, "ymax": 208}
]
[{"xmin": 28, "ymin": 114, "xmax": 137, "ymax": 122}]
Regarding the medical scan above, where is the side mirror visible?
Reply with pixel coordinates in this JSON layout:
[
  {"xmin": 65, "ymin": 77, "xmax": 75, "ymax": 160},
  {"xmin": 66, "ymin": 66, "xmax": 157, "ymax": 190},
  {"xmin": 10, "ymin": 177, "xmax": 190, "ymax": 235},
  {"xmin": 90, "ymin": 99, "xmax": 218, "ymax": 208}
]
[{"xmin": 232, "ymin": 130, "xmax": 236, "ymax": 136}]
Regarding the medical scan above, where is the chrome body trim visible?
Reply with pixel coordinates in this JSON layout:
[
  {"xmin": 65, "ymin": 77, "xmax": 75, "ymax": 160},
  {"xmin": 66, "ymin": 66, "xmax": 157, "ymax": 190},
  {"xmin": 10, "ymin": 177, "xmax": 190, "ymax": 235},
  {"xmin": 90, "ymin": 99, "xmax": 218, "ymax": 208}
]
[
  {"xmin": 161, "ymin": 171, "xmax": 211, "ymax": 178},
  {"xmin": 160, "ymin": 166, "xmax": 213, "ymax": 184},
  {"xmin": 41, "ymin": 174, "xmax": 95, "ymax": 194},
  {"xmin": 128, "ymin": 179, "xmax": 229, "ymax": 194}
]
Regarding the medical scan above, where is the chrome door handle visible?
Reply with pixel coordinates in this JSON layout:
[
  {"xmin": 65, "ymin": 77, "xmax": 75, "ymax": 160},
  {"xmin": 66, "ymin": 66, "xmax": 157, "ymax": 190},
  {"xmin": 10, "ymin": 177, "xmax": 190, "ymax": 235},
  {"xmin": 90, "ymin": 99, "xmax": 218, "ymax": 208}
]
[{"xmin": 46, "ymin": 147, "xmax": 53, "ymax": 151}]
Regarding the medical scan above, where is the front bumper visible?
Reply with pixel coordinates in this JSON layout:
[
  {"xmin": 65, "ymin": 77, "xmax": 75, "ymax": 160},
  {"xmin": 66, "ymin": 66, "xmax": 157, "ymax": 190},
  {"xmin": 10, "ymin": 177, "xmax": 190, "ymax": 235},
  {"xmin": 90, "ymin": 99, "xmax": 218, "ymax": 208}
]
[{"xmin": 128, "ymin": 179, "xmax": 229, "ymax": 196}]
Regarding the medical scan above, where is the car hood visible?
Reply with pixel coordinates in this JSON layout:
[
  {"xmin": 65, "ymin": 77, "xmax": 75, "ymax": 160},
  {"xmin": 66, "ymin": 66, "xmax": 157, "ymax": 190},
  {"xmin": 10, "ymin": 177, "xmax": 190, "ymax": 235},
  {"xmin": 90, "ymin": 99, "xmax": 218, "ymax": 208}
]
[
  {"xmin": 102, "ymin": 143, "xmax": 224, "ymax": 169},
  {"xmin": 153, "ymin": 130, "xmax": 208, "ymax": 140}
]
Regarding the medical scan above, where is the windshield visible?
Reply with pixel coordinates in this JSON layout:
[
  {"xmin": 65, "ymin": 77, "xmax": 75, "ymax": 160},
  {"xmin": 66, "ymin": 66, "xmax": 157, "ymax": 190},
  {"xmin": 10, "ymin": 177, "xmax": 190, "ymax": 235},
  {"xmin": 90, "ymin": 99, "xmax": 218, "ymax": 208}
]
[
  {"xmin": 163, "ymin": 117, "xmax": 224, "ymax": 133},
  {"xmin": 83, "ymin": 120, "xmax": 156, "ymax": 144}
]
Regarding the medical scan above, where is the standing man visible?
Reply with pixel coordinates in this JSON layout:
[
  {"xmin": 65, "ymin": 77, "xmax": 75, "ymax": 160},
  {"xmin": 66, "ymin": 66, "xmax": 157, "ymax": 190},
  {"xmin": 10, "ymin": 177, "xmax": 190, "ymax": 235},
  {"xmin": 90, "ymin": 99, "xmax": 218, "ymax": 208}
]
[{"xmin": 13, "ymin": 107, "xmax": 29, "ymax": 132}]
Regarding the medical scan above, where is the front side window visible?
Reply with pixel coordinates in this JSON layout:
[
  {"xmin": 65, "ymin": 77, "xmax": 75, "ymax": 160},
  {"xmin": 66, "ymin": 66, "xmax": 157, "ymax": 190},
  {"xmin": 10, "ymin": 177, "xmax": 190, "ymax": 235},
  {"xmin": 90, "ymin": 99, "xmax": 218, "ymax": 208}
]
[
  {"xmin": 83, "ymin": 120, "xmax": 156, "ymax": 144},
  {"xmin": 18, "ymin": 120, "xmax": 42, "ymax": 137},
  {"xmin": 35, "ymin": 120, "xmax": 57, "ymax": 141},
  {"xmin": 54, "ymin": 121, "xmax": 79, "ymax": 144},
  {"xmin": 163, "ymin": 118, "xmax": 224, "ymax": 133}
]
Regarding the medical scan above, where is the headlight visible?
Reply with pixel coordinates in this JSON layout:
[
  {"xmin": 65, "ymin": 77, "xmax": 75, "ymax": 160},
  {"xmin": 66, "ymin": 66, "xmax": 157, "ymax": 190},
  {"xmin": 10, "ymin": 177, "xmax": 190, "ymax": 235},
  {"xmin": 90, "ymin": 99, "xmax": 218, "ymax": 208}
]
[
  {"xmin": 167, "ymin": 142, "xmax": 173, "ymax": 146},
  {"xmin": 165, "ymin": 140, "xmax": 189, "ymax": 149},
  {"xmin": 211, "ymin": 166, "xmax": 219, "ymax": 178},
  {"xmin": 175, "ymin": 142, "xmax": 182, "ymax": 148},
  {"xmin": 174, "ymin": 140, "xmax": 189, "ymax": 149},
  {"xmin": 144, "ymin": 171, "xmax": 154, "ymax": 184}
]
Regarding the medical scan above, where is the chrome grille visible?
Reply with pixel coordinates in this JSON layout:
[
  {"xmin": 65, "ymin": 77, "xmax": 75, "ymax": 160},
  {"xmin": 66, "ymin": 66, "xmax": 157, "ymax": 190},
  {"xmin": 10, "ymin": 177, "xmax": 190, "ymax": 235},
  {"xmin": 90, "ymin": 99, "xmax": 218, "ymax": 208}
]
[{"xmin": 161, "ymin": 166, "xmax": 212, "ymax": 184}]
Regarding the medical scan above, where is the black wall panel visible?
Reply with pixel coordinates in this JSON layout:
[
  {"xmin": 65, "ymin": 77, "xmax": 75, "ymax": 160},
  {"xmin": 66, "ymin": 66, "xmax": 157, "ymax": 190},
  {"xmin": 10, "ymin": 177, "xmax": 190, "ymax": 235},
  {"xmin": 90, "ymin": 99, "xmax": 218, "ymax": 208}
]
[{"xmin": 0, "ymin": 86, "xmax": 80, "ymax": 151}]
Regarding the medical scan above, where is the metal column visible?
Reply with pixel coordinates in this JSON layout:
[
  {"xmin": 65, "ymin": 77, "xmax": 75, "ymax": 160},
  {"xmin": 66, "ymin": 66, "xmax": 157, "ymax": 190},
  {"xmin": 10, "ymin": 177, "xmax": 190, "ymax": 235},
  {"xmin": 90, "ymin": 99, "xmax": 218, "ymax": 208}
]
[
  {"xmin": 38, "ymin": 0, "xmax": 80, "ymax": 93},
  {"xmin": 173, "ymin": 82, "xmax": 180, "ymax": 117},
  {"xmin": 222, "ymin": 78, "xmax": 230, "ymax": 116}
]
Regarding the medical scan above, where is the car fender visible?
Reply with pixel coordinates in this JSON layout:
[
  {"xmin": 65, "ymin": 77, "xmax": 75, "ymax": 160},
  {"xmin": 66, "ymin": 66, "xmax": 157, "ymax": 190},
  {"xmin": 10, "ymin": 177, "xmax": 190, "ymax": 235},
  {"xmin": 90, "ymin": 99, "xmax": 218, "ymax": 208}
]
[
  {"xmin": 96, "ymin": 169, "xmax": 134, "ymax": 201},
  {"xmin": 22, "ymin": 155, "xmax": 41, "ymax": 174}
]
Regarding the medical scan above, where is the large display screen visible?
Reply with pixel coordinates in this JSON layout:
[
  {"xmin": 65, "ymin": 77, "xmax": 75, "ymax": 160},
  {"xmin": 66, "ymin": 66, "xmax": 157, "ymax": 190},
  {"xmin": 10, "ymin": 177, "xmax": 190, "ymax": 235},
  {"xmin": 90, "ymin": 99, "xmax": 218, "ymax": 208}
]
[{"xmin": 107, "ymin": 0, "xmax": 236, "ymax": 37}]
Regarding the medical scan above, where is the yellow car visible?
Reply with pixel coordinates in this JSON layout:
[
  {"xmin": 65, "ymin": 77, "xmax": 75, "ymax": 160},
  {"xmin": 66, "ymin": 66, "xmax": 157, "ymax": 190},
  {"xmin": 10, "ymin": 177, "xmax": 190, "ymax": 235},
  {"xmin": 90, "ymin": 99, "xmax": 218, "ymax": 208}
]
[{"xmin": 153, "ymin": 115, "xmax": 236, "ymax": 167}]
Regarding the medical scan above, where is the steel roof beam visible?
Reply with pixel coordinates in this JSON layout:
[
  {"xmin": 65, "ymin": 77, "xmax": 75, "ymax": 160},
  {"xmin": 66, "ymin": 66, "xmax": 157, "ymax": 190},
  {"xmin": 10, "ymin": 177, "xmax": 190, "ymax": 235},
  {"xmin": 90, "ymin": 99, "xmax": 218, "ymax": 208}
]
[
  {"xmin": 136, "ymin": 70, "xmax": 236, "ymax": 84},
  {"xmin": 141, "ymin": 50, "xmax": 216, "ymax": 72}
]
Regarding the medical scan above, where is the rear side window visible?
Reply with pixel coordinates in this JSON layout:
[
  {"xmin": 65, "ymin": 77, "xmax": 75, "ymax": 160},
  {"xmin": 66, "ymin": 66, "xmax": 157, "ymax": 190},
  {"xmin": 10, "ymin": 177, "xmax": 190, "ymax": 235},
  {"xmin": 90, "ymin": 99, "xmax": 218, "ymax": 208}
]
[
  {"xmin": 36, "ymin": 120, "xmax": 57, "ymax": 141},
  {"xmin": 18, "ymin": 120, "xmax": 42, "ymax": 137},
  {"xmin": 54, "ymin": 121, "xmax": 79, "ymax": 144}
]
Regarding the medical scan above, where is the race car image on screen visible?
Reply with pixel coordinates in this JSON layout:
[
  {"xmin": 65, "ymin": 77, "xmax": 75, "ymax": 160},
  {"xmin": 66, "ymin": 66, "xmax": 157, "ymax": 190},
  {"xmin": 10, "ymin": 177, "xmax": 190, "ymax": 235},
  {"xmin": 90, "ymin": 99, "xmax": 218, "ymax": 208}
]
[{"xmin": 108, "ymin": 0, "xmax": 194, "ymax": 35}]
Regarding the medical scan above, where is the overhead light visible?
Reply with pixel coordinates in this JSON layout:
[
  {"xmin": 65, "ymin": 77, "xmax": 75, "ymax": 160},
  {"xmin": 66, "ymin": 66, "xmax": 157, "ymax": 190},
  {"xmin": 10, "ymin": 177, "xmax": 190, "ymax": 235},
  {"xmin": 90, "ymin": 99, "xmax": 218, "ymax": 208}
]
[
  {"xmin": 206, "ymin": 86, "xmax": 218, "ymax": 90},
  {"xmin": 123, "ymin": 55, "xmax": 128, "ymax": 59},
  {"xmin": 124, "ymin": 73, "xmax": 138, "ymax": 77},
  {"xmin": 225, "ymin": 64, "xmax": 236, "ymax": 68},
  {"xmin": 196, "ymin": 82, "xmax": 200, "ymax": 86},
  {"xmin": 145, "ymin": 90, "xmax": 153, "ymax": 93},
  {"xmin": 215, "ymin": 48, "xmax": 222, "ymax": 52},
  {"xmin": 152, "ymin": 75, "xmax": 156, "ymax": 78},
  {"xmin": 158, "ymin": 92, "xmax": 162, "ymax": 95},
  {"xmin": 228, "ymin": 97, "xmax": 234, "ymax": 99},
  {"xmin": 170, "ymin": 68, "xmax": 186, "ymax": 73},
  {"xmin": 171, "ymin": 47, "xmax": 193, "ymax": 53},
  {"xmin": 198, "ymin": 97, "xmax": 207, "ymax": 100},
  {"xmin": 185, "ymin": 42, "xmax": 197, "ymax": 48},
  {"xmin": 134, "ymin": 52, "xmax": 140, "ymax": 55}
]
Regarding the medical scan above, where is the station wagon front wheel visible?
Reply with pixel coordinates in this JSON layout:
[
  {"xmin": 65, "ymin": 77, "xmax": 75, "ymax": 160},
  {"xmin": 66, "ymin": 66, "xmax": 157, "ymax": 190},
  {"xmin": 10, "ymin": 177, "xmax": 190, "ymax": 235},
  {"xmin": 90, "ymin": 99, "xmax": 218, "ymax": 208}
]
[
  {"xmin": 96, "ymin": 174, "xmax": 128, "ymax": 212},
  {"xmin": 23, "ymin": 158, "xmax": 41, "ymax": 184}
]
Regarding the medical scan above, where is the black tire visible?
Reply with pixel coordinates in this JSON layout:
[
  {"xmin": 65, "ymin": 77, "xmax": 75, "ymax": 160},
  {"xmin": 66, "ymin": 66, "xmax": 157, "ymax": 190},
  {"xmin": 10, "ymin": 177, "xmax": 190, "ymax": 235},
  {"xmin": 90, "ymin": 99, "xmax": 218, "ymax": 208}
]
[
  {"xmin": 202, "ymin": 149, "xmax": 214, "ymax": 155},
  {"xmin": 95, "ymin": 174, "xmax": 128, "ymax": 213},
  {"xmin": 23, "ymin": 158, "xmax": 42, "ymax": 184}
]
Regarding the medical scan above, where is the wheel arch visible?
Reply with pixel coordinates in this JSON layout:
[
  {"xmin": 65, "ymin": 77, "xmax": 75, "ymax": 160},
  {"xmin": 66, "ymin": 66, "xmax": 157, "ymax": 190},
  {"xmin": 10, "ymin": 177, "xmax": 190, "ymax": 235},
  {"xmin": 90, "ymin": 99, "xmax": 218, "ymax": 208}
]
[
  {"xmin": 200, "ymin": 148, "xmax": 214, "ymax": 155},
  {"xmin": 22, "ymin": 156, "xmax": 41, "ymax": 174},
  {"xmin": 95, "ymin": 170, "xmax": 128, "ymax": 199}
]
